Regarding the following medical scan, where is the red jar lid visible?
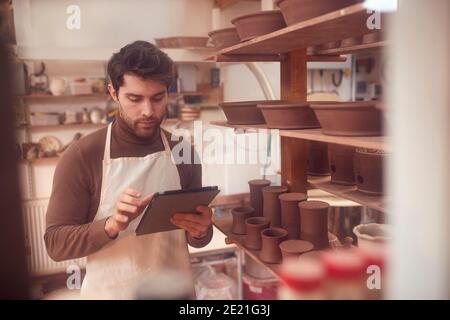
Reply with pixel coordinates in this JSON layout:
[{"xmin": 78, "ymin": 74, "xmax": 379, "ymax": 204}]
[{"xmin": 323, "ymin": 249, "xmax": 366, "ymax": 280}]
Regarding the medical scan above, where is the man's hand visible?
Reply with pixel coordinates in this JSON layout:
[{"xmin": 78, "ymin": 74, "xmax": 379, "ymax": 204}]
[
  {"xmin": 105, "ymin": 188, "xmax": 154, "ymax": 238},
  {"xmin": 170, "ymin": 206, "xmax": 212, "ymax": 239}
]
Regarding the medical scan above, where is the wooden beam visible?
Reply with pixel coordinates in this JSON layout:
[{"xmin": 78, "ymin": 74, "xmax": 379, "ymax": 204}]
[{"xmin": 280, "ymin": 49, "xmax": 308, "ymax": 193}]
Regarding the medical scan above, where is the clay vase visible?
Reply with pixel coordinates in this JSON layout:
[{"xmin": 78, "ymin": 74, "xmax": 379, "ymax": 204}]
[
  {"xmin": 279, "ymin": 192, "xmax": 307, "ymax": 239},
  {"xmin": 307, "ymin": 141, "xmax": 331, "ymax": 176},
  {"xmin": 328, "ymin": 143, "xmax": 356, "ymax": 185},
  {"xmin": 260, "ymin": 227, "xmax": 288, "ymax": 264},
  {"xmin": 232, "ymin": 10, "xmax": 286, "ymax": 42},
  {"xmin": 299, "ymin": 200, "xmax": 330, "ymax": 250},
  {"xmin": 231, "ymin": 207, "xmax": 255, "ymax": 235},
  {"xmin": 279, "ymin": 240, "xmax": 314, "ymax": 260},
  {"xmin": 262, "ymin": 186, "xmax": 289, "ymax": 227},
  {"xmin": 353, "ymin": 148, "xmax": 385, "ymax": 195},
  {"xmin": 248, "ymin": 179, "xmax": 271, "ymax": 217},
  {"xmin": 244, "ymin": 217, "xmax": 271, "ymax": 250}
]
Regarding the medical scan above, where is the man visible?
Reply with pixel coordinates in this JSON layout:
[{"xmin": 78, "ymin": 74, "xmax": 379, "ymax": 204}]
[{"xmin": 44, "ymin": 41, "xmax": 213, "ymax": 299}]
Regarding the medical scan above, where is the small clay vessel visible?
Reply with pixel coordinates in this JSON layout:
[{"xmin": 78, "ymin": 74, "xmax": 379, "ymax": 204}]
[
  {"xmin": 362, "ymin": 32, "xmax": 380, "ymax": 44},
  {"xmin": 232, "ymin": 10, "xmax": 286, "ymax": 42},
  {"xmin": 279, "ymin": 240, "xmax": 314, "ymax": 260},
  {"xmin": 328, "ymin": 143, "xmax": 356, "ymax": 185},
  {"xmin": 248, "ymin": 179, "xmax": 271, "ymax": 217},
  {"xmin": 354, "ymin": 148, "xmax": 385, "ymax": 195},
  {"xmin": 279, "ymin": 192, "xmax": 307, "ymax": 239},
  {"xmin": 299, "ymin": 200, "xmax": 330, "ymax": 250},
  {"xmin": 231, "ymin": 206, "xmax": 254, "ymax": 235},
  {"xmin": 262, "ymin": 186, "xmax": 289, "ymax": 227},
  {"xmin": 341, "ymin": 36, "xmax": 363, "ymax": 48},
  {"xmin": 219, "ymin": 100, "xmax": 283, "ymax": 125},
  {"xmin": 244, "ymin": 217, "xmax": 271, "ymax": 250},
  {"xmin": 260, "ymin": 227, "xmax": 288, "ymax": 264},
  {"xmin": 307, "ymin": 141, "xmax": 331, "ymax": 176}
]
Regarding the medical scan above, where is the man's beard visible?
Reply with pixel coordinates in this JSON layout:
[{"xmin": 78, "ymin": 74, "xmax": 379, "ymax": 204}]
[{"xmin": 118, "ymin": 103, "xmax": 162, "ymax": 138}]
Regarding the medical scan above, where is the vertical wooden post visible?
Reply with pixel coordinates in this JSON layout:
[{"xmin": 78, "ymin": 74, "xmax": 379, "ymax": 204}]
[{"xmin": 280, "ymin": 49, "xmax": 308, "ymax": 193}]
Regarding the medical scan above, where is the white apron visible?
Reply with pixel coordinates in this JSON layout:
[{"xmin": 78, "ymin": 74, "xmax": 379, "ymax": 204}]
[{"xmin": 80, "ymin": 123, "xmax": 193, "ymax": 299}]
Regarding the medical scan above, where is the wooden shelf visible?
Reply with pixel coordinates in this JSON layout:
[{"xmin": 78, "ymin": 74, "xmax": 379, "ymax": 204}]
[
  {"xmin": 315, "ymin": 41, "xmax": 389, "ymax": 56},
  {"xmin": 216, "ymin": 4, "xmax": 387, "ymax": 56},
  {"xmin": 308, "ymin": 176, "xmax": 386, "ymax": 212},
  {"xmin": 207, "ymin": 53, "xmax": 347, "ymax": 62},
  {"xmin": 16, "ymin": 93, "xmax": 109, "ymax": 100},
  {"xmin": 216, "ymin": 0, "xmax": 260, "ymax": 10},
  {"xmin": 210, "ymin": 121, "xmax": 388, "ymax": 151},
  {"xmin": 18, "ymin": 123, "xmax": 107, "ymax": 131}
]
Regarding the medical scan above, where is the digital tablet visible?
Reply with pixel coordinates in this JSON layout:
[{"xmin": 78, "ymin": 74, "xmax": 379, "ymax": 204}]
[{"xmin": 136, "ymin": 186, "xmax": 220, "ymax": 236}]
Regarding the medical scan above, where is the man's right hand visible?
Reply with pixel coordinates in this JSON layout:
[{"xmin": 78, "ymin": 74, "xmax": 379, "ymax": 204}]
[{"xmin": 104, "ymin": 188, "xmax": 154, "ymax": 239}]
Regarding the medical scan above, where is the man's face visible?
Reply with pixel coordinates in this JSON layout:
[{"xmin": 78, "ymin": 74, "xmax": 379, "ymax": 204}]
[{"xmin": 108, "ymin": 73, "xmax": 168, "ymax": 138}]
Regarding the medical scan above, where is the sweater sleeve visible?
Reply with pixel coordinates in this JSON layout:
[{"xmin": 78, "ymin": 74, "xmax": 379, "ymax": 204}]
[{"xmin": 44, "ymin": 144, "xmax": 113, "ymax": 262}]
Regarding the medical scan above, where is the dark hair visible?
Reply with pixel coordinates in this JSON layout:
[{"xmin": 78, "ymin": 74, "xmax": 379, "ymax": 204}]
[{"xmin": 107, "ymin": 41, "xmax": 174, "ymax": 92}]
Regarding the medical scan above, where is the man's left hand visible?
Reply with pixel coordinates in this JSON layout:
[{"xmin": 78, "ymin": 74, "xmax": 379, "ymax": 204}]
[{"xmin": 170, "ymin": 206, "xmax": 212, "ymax": 239}]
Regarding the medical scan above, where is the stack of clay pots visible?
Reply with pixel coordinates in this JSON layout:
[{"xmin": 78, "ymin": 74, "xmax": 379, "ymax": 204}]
[
  {"xmin": 326, "ymin": 144, "xmax": 385, "ymax": 195},
  {"xmin": 230, "ymin": 179, "xmax": 334, "ymax": 265}
]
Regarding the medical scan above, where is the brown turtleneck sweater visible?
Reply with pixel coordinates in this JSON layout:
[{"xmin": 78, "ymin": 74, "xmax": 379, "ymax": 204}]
[{"xmin": 44, "ymin": 115, "xmax": 211, "ymax": 262}]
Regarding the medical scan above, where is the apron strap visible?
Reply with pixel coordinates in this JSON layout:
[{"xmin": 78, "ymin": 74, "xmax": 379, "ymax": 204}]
[{"xmin": 103, "ymin": 123, "xmax": 113, "ymax": 161}]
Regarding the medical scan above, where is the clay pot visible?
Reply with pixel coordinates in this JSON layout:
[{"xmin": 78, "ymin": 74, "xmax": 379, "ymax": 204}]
[
  {"xmin": 257, "ymin": 102, "xmax": 320, "ymax": 129},
  {"xmin": 341, "ymin": 36, "xmax": 363, "ymax": 48},
  {"xmin": 354, "ymin": 148, "xmax": 385, "ymax": 195},
  {"xmin": 231, "ymin": 207, "xmax": 255, "ymax": 235},
  {"xmin": 208, "ymin": 27, "xmax": 240, "ymax": 50},
  {"xmin": 262, "ymin": 186, "xmax": 289, "ymax": 227},
  {"xmin": 328, "ymin": 143, "xmax": 356, "ymax": 185},
  {"xmin": 279, "ymin": 193, "xmax": 308, "ymax": 239},
  {"xmin": 311, "ymin": 101, "xmax": 383, "ymax": 136},
  {"xmin": 220, "ymin": 100, "xmax": 282, "ymax": 125},
  {"xmin": 362, "ymin": 32, "xmax": 380, "ymax": 44},
  {"xmin": 244, "ymin": 217, "xmax": 271, "ymax": 250},
  {"xmin": 307, "ymin": 141, "xmax": 331, "ymax": 176},
  {"xmin": 249, "ymin": 179, "xmax": 271, "ymax": 217},
  {"xmin": 232, "ymin": 10, "xmax": 286, "ymax": 42},
  {"xmin": 260, "ymin": 228, "xmax": 288, "ymax": 264},
  {"xmin": 279, "ymin": 240, "xmax": 314, "ymax": 260},
  {"xmin": 299, "ymin": 200, "xmax": 330, "ymax": 250},
  {"xmin": 275, "ymin": 0, "xmax": 358, "ymax": 26}
]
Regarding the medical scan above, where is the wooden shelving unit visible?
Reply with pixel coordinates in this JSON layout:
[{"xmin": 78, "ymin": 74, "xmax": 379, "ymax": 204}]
[
  {"xmin": 18, "ymin": 123, "xmax": 107, "ymax": 132},
  {"xmin": 210, "ymin": 121, "xmax": 388, "ymax": 151},
  {"xmin": 209, "ymin": 3, "xmax": 389, "ymax": 273}
]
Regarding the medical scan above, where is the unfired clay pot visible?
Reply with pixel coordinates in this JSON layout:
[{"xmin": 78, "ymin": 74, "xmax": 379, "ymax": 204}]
[
  {"xmin": 307, "ymin": 141, "xmax": 331, "ymax": 176},
  {"xmin": 262, "ymin": 186, "xmax": 289, "ymax": 227},
  {"xmin": 220, "ymin": 100, "xmax": 282, "ymax": 125},
  {"xmin": 249, "ymin": 179, "xmax": 271, "ymax": 217},
  {"xmin": 275, "ymin": 0, "xmax": 358, "ymax": 26},
  {"xmin": 231, "ymin": 10, "xmax": 286, "ymax": 42},
  {"xmin": 328, "ymin": 143, "xmax": 356, "ymax": 185},
  {"xmin": 279, "ymin": 239, "xmax": 314, "ymax": 259},
  {"xmin": 208, "ymin": 27, "xmax": 240, "ymax": 50},
  {"xmin": 299, "ymin": 200, "xmax": 330, "ymax": 250},
  {"xmin": 315, "ymin": 41, "xmax": 341, "ymax": 51},
  {"xmin": 279, "ymin": 192, "xmax": 308, "ymax": 239},
  {"xmin": 311, "ymin": 101, "xmax": 383, "ymax": 136},
  {"xmin": 260, "ymin": 227, "xmax": 288, "ymax": 264},
  {"xmin": 231, "ymin": 206, "xmax": 255, "ymax": 235},
  {"xmin": 257, "ymin": 102, "xmax": 320, "ymax": 129},
  {"xmin": 244, "ymin": 217, "xmax": 271, "ymax": 250},
  {"xmin": 353, "ymin": 148, "xmax": 385, "ymax": 195}
]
